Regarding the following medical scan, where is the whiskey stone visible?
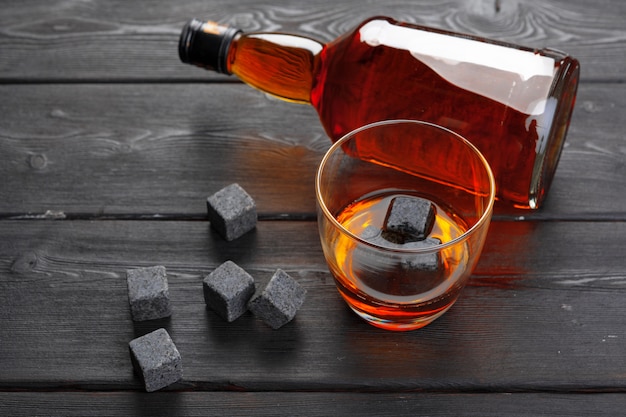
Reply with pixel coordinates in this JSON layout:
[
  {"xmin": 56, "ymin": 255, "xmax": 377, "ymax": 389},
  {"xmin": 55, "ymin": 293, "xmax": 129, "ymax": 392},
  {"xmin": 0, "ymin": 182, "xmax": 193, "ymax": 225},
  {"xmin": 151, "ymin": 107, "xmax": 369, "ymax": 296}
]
[
  {"xmin": 361, "ymin": 225, "xmax": 381, "ymax": 240},
  {"xmin": 126, "ymin": 266, "xmax": 172, "ymax": 321},
  {"xmin": 359, "ymin": 230, "xmax": 442, "ymax": 295},
  {"xmin": 207, "ymin": 183, "xmax": 257, "ymax": 241},
  {"xmin": 362, "ymin": 227, "xmax": 441, "ymax": 272},
  {"xmin": 401, "ymin": 237, "xmax": 442, "ymax": 272},
  {"xmin": 203, "ymin": 260, "xmax": 256, "ymax": 322},
  {"xmin": 129, "ymin": 328, "xmax": 182, "ymax": 392},
  {"xmin": 383, "ymin": 196, "xmax": 436, "ymax": 242},
  {"xmin": 248, "ymin": 269, "xmax": 307, "ymax": 329}
]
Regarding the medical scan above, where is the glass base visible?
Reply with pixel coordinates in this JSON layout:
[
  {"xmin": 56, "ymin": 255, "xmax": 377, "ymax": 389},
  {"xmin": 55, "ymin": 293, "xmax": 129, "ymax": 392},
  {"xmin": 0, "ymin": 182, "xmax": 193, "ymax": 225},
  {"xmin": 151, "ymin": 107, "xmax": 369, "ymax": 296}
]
[{"xmin": 348, "ymin": 303, "xmax": 453, "ymax": 332}]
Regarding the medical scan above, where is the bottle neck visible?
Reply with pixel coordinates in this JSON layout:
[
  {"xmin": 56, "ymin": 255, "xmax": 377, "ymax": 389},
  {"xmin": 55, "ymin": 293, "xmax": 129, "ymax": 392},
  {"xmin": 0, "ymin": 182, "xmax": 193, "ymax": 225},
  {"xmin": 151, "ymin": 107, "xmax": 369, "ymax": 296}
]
[
  {"xmin": 228, "ymin": 32, "xmax": 323, "ymax": 103},
  {"xmin": 179, "ymin": 19, "xmax": 323, "ymax": 104}
]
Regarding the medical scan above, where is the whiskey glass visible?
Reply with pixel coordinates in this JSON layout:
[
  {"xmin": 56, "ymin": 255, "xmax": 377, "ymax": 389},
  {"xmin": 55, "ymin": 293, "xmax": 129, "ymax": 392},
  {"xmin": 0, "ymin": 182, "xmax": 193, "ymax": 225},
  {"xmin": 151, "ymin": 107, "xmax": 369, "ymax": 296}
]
[{"xmin": 316, "ymin": 120, "xmax": 495, "ymax": 331}]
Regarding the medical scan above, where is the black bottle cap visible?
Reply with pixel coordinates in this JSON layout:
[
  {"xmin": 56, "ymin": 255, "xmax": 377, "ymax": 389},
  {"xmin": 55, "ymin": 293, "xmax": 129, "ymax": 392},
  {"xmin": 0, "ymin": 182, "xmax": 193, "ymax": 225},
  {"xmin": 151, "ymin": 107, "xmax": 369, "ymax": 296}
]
[{"xmin": 178, "ymin": 19, "xmax": 241, "ymax": 74}]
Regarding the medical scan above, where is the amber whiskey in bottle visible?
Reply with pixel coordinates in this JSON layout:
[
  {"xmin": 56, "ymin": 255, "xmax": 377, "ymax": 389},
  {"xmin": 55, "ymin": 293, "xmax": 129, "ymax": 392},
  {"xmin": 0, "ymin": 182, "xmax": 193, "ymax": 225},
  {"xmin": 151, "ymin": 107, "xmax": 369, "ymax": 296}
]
[{"xmin": 179, "ymin": 16, "xmax": 580, "ymax": 209}]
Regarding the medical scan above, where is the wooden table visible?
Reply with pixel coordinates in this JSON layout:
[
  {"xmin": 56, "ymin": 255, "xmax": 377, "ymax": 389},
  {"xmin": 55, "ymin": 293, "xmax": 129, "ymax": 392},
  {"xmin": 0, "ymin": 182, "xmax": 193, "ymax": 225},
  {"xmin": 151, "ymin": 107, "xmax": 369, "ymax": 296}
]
[{"xmin": 1, "ymin": 0, "xmax": 625, "ymax": 415}]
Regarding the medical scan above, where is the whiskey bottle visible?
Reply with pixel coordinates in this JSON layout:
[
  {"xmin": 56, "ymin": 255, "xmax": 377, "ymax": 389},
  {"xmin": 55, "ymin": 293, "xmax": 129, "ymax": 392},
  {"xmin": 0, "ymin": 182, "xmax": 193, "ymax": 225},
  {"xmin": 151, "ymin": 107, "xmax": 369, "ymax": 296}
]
[{"xmin": 179, "ymin": 16, "xmax": 580, "ymax": 209}]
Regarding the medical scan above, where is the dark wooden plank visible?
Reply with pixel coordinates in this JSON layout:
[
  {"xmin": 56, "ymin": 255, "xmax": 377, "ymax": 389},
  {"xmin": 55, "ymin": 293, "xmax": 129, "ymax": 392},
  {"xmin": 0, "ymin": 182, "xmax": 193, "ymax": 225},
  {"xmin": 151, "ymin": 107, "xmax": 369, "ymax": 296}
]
[
  {"xmin": 0, "ymin": 0, "xmax": 624, "ymax": 81},
  {"xmin": 0, "ymin": 0, "xmax": 622, "ymax": 414},
  {"xmin": 0, "ymin": 83, "xmax": 624, "ymax": 219},
  {"xmin": 1, "ymin": 392, "xmax": 626, "ymax": 416},
  {"xmin": 0, "ymin": 83, "xmax": 326, "ymax": 217},
  {"xmin": 2, "ymin": 219, "xmax": 626, "ymax": 391}
]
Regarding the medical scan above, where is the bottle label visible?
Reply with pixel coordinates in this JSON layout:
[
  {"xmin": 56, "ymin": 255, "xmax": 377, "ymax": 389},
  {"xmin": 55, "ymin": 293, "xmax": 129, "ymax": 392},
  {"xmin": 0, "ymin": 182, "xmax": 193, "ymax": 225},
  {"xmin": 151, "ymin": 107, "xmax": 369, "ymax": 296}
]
[{"xmin": 359, "ymin": 20, "xmax": 556, "ymax": 115}]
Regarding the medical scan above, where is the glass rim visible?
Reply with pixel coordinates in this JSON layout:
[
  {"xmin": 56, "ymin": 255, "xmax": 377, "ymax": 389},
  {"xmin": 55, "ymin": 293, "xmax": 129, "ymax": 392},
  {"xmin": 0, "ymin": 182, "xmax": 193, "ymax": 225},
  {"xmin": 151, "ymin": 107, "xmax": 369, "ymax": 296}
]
[{"xmin": 315, "ymin": 119, "xmax": 496, "ymax": 253}]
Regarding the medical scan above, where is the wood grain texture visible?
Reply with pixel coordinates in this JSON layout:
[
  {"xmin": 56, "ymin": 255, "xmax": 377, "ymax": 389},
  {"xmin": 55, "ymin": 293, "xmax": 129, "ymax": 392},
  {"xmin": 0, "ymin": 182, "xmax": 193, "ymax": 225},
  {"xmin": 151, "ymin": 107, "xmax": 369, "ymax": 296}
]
[
  {"xmin": 0, "ymin": 0, "xmax": 624, "ymax": 81},
  {"xmin": 0, "ymin": 82, "xmax": 624, "ymax": 219},
  {"xmin": 2, "ymin": 220, "xmax": 626, "ymax": 391},
  {"xmin": 1, "ymin": 392, "xmax": 626, "ymax": 416},
  {"xmin": 0, "ymin": 83, "xmax": 326, "ymax": 217},
  {"xmin": 0, "ymin": 0, "xmax": 625, "ymax": 414}
]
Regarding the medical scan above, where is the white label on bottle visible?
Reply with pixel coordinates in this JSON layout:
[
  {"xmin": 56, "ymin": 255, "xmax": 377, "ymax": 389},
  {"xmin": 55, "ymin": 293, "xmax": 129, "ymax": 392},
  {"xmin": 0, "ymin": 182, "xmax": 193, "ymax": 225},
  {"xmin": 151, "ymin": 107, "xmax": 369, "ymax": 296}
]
[{"xmin": 359, "ymin": 20, "xmax": 556, "ymax": 115}]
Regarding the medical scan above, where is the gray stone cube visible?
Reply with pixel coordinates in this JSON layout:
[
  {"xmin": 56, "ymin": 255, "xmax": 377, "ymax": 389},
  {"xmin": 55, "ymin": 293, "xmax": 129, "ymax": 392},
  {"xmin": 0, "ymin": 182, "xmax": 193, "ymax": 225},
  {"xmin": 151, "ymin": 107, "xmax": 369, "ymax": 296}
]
[
  {"xmin": 248, "ymin": 269, "xmax": 307, "ymax": 329},
  {"xmin": 126, "ymin": 266, "xmax": 172, "ymax": 321},
  {"xmin": 359, "ymin": 229, "xmax": 442, "ymax": 295},
  {"xmin": 362, "ymin": 227, "xmax": 441, "ymax": 271},
  {"xmin": 383, "ymin": 196, "xmax": 436, "ymax": 242},
  {"xmin": 207, "ymin": 183, "xmax": 257, "ymax": 241},
  {"xmin": 203, "ymin": 260, "xmax": 256, "ymax": 322},
  {"xmin": 129, "ymin": 328, "xmax": 182, "ymax": 392},
  {"xmin": 401, "ymin": 237, "xmax": 442, "ymax": 272}
]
